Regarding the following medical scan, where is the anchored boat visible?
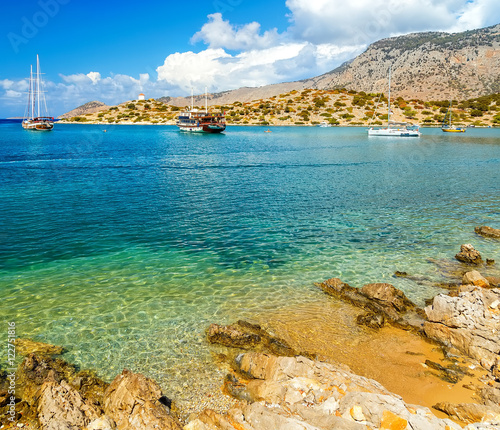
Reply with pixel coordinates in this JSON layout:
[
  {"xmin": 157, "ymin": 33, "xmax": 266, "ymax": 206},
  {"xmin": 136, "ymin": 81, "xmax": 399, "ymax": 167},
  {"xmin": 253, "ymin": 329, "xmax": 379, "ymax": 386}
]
[
  {"xmin": 442, "ymin": 100, "xmax": 465, "ymax": 133},
  {"xmin": 368, "ymin": 66, "xmax": 420, "ymax": 137},
  {"xmin": 22, "ymin": 55, "xmax": 54, "ymax": 131},
  {"xmin": 176, "ymin": 89, "xmax": 225, "ymax": 133}
]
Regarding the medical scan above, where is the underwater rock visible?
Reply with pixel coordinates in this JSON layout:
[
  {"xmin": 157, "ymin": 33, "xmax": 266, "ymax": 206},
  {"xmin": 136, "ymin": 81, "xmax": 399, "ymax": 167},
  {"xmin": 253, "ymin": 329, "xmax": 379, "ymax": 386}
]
[
  {"xmin": 455, "ymin": 244, "xmax": 483, "ymax": 265},
  {"xmin": 475, "ymin": 226, "xmax": 500, "ymax": 240}
]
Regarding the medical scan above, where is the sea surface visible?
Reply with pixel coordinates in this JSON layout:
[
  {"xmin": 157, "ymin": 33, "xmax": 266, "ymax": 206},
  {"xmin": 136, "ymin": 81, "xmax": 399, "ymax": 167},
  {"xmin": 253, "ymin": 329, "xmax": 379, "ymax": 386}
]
[{"xmin": 1, "ymin": 124, "xmax": 499, "ymax": 391}]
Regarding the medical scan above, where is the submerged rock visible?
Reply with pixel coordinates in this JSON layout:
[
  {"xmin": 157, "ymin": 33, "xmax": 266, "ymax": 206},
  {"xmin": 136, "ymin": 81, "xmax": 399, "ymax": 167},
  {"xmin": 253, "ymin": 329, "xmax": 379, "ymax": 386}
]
[
  {"xmin": 207, "ymin": 320, "xmax": 297, "ymax": 356},
  {"xmin": 15, "ymin": 338, "xmax": 64, "ymax": 357},
  {"xmin": 475, "ymin": 226, "xmax": 500, "ymax": 240},
  {"xmin": 455, "ymin": 244, "xmax": 483, "ymax": 265},
  {"xmin": 316, "ymin": 278, "xmax": 424, "ymax": 332}
]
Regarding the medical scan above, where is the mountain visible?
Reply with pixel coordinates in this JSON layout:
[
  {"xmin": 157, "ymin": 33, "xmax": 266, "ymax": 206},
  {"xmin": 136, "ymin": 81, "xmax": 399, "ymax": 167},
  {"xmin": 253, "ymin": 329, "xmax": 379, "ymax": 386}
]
[
  {"xmin": 58, "ymin": 101, "xmax": 109, "ymax": 119},
  {"xmin": 159, "ymin": 23, "xmax": 500, "ymax": 106},
  {"xmin": 305, "ymin": 23, "xmax": 500, "ymax": 100}
]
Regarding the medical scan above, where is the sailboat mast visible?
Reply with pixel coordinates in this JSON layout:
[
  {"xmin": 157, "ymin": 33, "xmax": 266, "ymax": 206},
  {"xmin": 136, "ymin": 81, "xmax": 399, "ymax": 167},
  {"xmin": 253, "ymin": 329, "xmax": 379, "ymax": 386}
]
[
  {"xmin": 191, "ymin": 88, "xmax": 193, "ymax": 111},
  {"xmin": 36, "ymin": 55, "xmax": 41, "ymax": 118},
  {"xmin": 205, "ymin": 87, "xmax": 207, "ymax": 113},
  {"xmin": 388, "ymin": 66, "xmax": 391, "ymax": 126}
]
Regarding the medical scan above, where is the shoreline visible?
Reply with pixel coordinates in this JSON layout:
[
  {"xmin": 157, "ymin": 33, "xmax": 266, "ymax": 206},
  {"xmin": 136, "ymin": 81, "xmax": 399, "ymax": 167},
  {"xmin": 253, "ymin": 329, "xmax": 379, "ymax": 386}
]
[{"xmin": 3, "ymin": 232, "xmax": 500, "ymax": 429}]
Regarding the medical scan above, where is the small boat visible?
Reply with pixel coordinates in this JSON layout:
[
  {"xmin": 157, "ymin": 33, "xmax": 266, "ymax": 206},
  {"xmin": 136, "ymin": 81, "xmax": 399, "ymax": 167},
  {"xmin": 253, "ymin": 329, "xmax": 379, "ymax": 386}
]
[
  {"xmin": 22, "ymin": 55, "xmax": 54, "ymax": 131},
  {"xmin": 368, "ymin": 66, "xmax": 420, "ymax": 137},
  {"xmin": 176, "ymin": 88, "xmax": 225, "ymax": 133},
  {"xmin": 318, "ymin": 121, "xmax": 332, "ymax": 128},
  {"xmin": 442, "ymin": 100, "xmax": 465, "ymax": 133}
]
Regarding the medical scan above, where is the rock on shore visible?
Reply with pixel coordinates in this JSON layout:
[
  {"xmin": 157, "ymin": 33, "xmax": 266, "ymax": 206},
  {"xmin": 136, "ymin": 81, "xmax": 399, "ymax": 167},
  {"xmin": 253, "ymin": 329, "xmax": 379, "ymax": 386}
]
[{"xmin": 186, "ymin": 352, "xmax": 470, "ymax": 430}]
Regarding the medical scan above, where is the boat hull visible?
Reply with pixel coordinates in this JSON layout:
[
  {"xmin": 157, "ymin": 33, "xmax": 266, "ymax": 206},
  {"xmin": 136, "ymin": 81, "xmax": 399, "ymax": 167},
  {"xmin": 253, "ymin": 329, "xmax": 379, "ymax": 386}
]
[
  {"xmin": 22, "ymin": 120, "xmax": 54, "ymax": 131},
  {"xmin": 368, "ymin": 128, "xmax": 420, "ymax": 137},
  {"xmin": 442, "ymin": 127, "xmax": 465, "ymax": 133}
]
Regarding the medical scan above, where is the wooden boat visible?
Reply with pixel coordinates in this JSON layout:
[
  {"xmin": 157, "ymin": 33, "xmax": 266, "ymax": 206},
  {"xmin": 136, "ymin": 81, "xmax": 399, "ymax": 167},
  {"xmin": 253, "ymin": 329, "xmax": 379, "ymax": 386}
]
[
  {"xmin": 22, "ymin": 55, "xmax": 54, "ymax": 131},
  {"xmin": 176, "ymin": 89, "xmax": 225, "ymax": 133}
]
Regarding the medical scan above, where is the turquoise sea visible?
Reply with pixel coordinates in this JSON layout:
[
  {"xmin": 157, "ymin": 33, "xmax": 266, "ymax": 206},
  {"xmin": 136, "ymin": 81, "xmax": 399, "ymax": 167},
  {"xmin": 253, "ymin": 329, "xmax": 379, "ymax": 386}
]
[{"xmin": 1, "ymin": 124, "xmax": 499, "ymax": 393}]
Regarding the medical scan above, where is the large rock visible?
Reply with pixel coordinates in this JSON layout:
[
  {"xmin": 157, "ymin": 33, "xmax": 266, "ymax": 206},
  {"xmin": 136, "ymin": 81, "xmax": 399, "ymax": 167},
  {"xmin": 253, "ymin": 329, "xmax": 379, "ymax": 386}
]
[
  {"xmin": 455, "ymin": 244, "xmax": 483, "ymax": 265},
  {"xmin": 317, "ymin": 278, "xmax": 424, "ymax": 331},
  {"xmin": 463, "ymin": 271, "xmax": 490, "ymax": 288},
  {"xmin": 424, "ymin": 289, "xmax": 500, "ymax": 368},
  {"xmin": 433, "ymin": 402, "xmax": 500, "ymax": 425},
  {"xmin": 475, "ymin": 226, "xmax": 500, "ymax": 239},
  {"xmin": 37, "ymin": 379, "xmax": 101, "ymax": 430},
  {"xmin": 103, "ymin": 369, "xmax": 182, "ymax": 430},
  {"xmin": 188, "ymin": 352, "xmax": 466, "ymax": 430},
  {"xmin": 207, "ymin": 320, "xmax": 297, "ymax": 356}
]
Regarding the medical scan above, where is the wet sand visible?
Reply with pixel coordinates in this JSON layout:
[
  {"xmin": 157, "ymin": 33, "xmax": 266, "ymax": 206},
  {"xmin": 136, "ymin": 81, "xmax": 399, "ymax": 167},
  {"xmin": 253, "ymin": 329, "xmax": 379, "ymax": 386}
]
[{"xmin": 257, "ymin": 298, "xmax": 486, "ymax": 419}]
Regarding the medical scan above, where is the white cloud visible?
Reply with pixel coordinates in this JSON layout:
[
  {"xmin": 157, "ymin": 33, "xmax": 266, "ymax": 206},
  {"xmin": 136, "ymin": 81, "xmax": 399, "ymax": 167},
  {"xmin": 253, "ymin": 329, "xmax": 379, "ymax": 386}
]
[
  {"xmin": 191, "ymin": 13, "xmax": 280, "ymax": 50},
  {"xmin": 453, "ymin": 0, "xmax": 500, "ymax": 31},
  {"xmin": 284, "ymin": 0, "xmax": 495, "ymax": 45},
  {"xmin": 156, "ymin": 42, "xmax": 361, "ymax": 94},
  {"xmin": 0, "ymin": 79, "xmax": 15, "ymax": 90},
  {"xmin": 86, "ymin": 72, "xmax": 101, "ymax": 84},
  {"xmin": 5, "ymin": 90, "xmax": 23, "ymax": 98}
]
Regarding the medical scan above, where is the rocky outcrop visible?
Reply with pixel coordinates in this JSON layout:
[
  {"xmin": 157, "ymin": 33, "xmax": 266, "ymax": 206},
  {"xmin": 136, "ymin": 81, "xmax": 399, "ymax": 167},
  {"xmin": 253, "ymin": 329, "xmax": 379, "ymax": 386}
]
[
  {"xmin": 207, "ymin": 320, "xmax": 298, "ymax": 356},
  {"xmin": 463, "ymin": 270, "xmax": 491, "ymax": 288},
  {"xmin": 455, "ymin": 244, "xmax": 483, "ymax": 265},
  {"xmin": 317, "ymin": 278, "xmax": 424, "ymax": 331},
  {"xmin": 424, "ymin": 288, "xmax": 500, "ymax": 369},
  {"xmin": 187, "ymin": 353, "xmax": 469, "ymax": 430},
  {"xmin": 15, "ymin": 338, "xmax": 64, "ymax": 357},
  {"xmin": 433, "ymin": 402, "xmax": 500, "ymax": 425},
  {"xmin": 475, "ymin": 226, "xmax": 500, "ymax": 239},
  {"xmin": 103, "ymin": 369, "xmax": 182, "ymax": 430},
  {"xmin": 8, "ymin": 343, "xmax": 183, "ymax": 430},
  {"xmin": 37, "ymin": 379, "xmax": 102, "ymax": 430}
]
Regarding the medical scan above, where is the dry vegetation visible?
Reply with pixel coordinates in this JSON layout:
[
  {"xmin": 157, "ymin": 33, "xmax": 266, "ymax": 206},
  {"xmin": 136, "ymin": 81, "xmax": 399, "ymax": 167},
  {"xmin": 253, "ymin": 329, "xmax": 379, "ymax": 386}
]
[{"xmin": 59, "ymin": 90, "xmax": 500, "ymax": 127}]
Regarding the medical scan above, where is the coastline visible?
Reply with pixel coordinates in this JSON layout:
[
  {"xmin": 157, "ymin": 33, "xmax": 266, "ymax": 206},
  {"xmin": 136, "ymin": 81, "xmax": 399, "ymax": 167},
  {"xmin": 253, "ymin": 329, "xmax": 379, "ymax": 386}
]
[{"xmin": 3, "ymin": 235, "xmax": 500, "ymax": 429}]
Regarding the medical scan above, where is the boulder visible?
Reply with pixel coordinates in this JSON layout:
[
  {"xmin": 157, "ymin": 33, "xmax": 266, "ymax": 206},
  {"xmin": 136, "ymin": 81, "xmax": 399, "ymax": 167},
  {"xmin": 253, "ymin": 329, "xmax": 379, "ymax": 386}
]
[
  {"xmin": 424, "ymin": 289, "xmax": 500, "ymax": 368},
  {"xmin": 103, "ymin": 369, "xmax": 182, "ymax": 430},
  {"xmin": 433, "ymin": 402, "xmax": 500, "ymax": 425},
  {"xmin": 475, "ymin": 226, "xmax": 500, "ymax": 239},
  {"xmin": 462, "ymin": 271, "xmax": 490, "ymax": 288},
  {"xmin": 210, "ymin": 352, "xmax": 464, "ymax": 430},
  {"xmin": 317, "ymin": 278, "xmax": 424, "ymax": 332},
  {"xmin": 360, "ymin": 283, "xmax": 416, "ymax": 315},
  {"xmin": 207, "ymin": 320, "xmax": 297, "ymax": 356},
  {"xmin": 37, "ymin": 379, "xmax": 101, "ymax": 430},
  {"xmin": 455, "ymin": 244, "xmax": 483, "ymax": 265}
]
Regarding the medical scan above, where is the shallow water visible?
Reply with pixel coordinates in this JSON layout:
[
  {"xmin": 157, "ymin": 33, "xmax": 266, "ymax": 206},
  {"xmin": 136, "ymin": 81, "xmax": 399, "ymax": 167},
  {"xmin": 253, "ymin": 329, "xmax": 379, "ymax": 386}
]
[{"xmin": 1, "ymin": 124, "xmax": 499, "ymax": 397}]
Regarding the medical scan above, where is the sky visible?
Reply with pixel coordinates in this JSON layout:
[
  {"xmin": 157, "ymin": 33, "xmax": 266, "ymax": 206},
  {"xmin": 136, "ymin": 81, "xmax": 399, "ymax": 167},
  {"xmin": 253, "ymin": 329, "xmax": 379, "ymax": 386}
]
[{"xmin": 0, "ymin": 0, "xmax": 499, "ymax": 117}]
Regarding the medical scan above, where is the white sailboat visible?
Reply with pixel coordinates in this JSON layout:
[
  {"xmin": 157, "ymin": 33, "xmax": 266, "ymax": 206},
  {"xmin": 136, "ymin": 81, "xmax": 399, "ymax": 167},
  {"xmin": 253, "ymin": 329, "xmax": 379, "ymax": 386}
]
[
  {"xmin": 22, "ymin": 55, "xmax": 54, "ymax": 131},
  {"xmin": 368, "ymin": 66, "xmax": 420, "ymax": 137}
]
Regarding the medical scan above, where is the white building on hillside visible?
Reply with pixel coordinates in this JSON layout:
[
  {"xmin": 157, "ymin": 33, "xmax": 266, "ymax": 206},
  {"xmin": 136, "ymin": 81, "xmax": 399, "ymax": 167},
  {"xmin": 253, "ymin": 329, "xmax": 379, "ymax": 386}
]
[{"xmin": 138, "ymin": 93, "xmax": 145, "ymax": 101}]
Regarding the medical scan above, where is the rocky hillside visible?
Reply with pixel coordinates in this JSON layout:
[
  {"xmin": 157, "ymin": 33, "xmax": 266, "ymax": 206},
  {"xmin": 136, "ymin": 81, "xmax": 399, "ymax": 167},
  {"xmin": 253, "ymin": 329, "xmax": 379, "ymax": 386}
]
[
  {"xmin": 159, "ymin": 23, "xmax": 500, "ymax": 106},
  {"xmin": 307, "ymin": 23, "xmax": 500, "ymax": 100},
  {"xmin": 58, "ymin": 101, "xmax": 109, "ymax": 119},
  {"xmin": 60, "ymin": 91, "xmax": 500, "ymax": 127}
]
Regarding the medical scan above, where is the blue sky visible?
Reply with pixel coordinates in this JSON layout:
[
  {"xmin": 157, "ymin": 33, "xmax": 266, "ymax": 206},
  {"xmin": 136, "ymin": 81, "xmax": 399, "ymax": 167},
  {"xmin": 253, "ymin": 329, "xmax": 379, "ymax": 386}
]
[{"xmin": 0, "ymin": 0, "xmax": 498, "ymax": 117}]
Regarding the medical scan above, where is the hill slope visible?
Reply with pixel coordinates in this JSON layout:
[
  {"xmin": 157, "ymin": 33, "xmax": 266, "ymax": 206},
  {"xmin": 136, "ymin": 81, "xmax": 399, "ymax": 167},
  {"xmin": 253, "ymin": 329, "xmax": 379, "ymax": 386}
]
[
  {"xmin": 159, "ymin": 23, "xmax": 500, "ymax": 106},
  {"xmin": 58, "ymin": 101, "xmax": 109, "ymax": 119}
]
